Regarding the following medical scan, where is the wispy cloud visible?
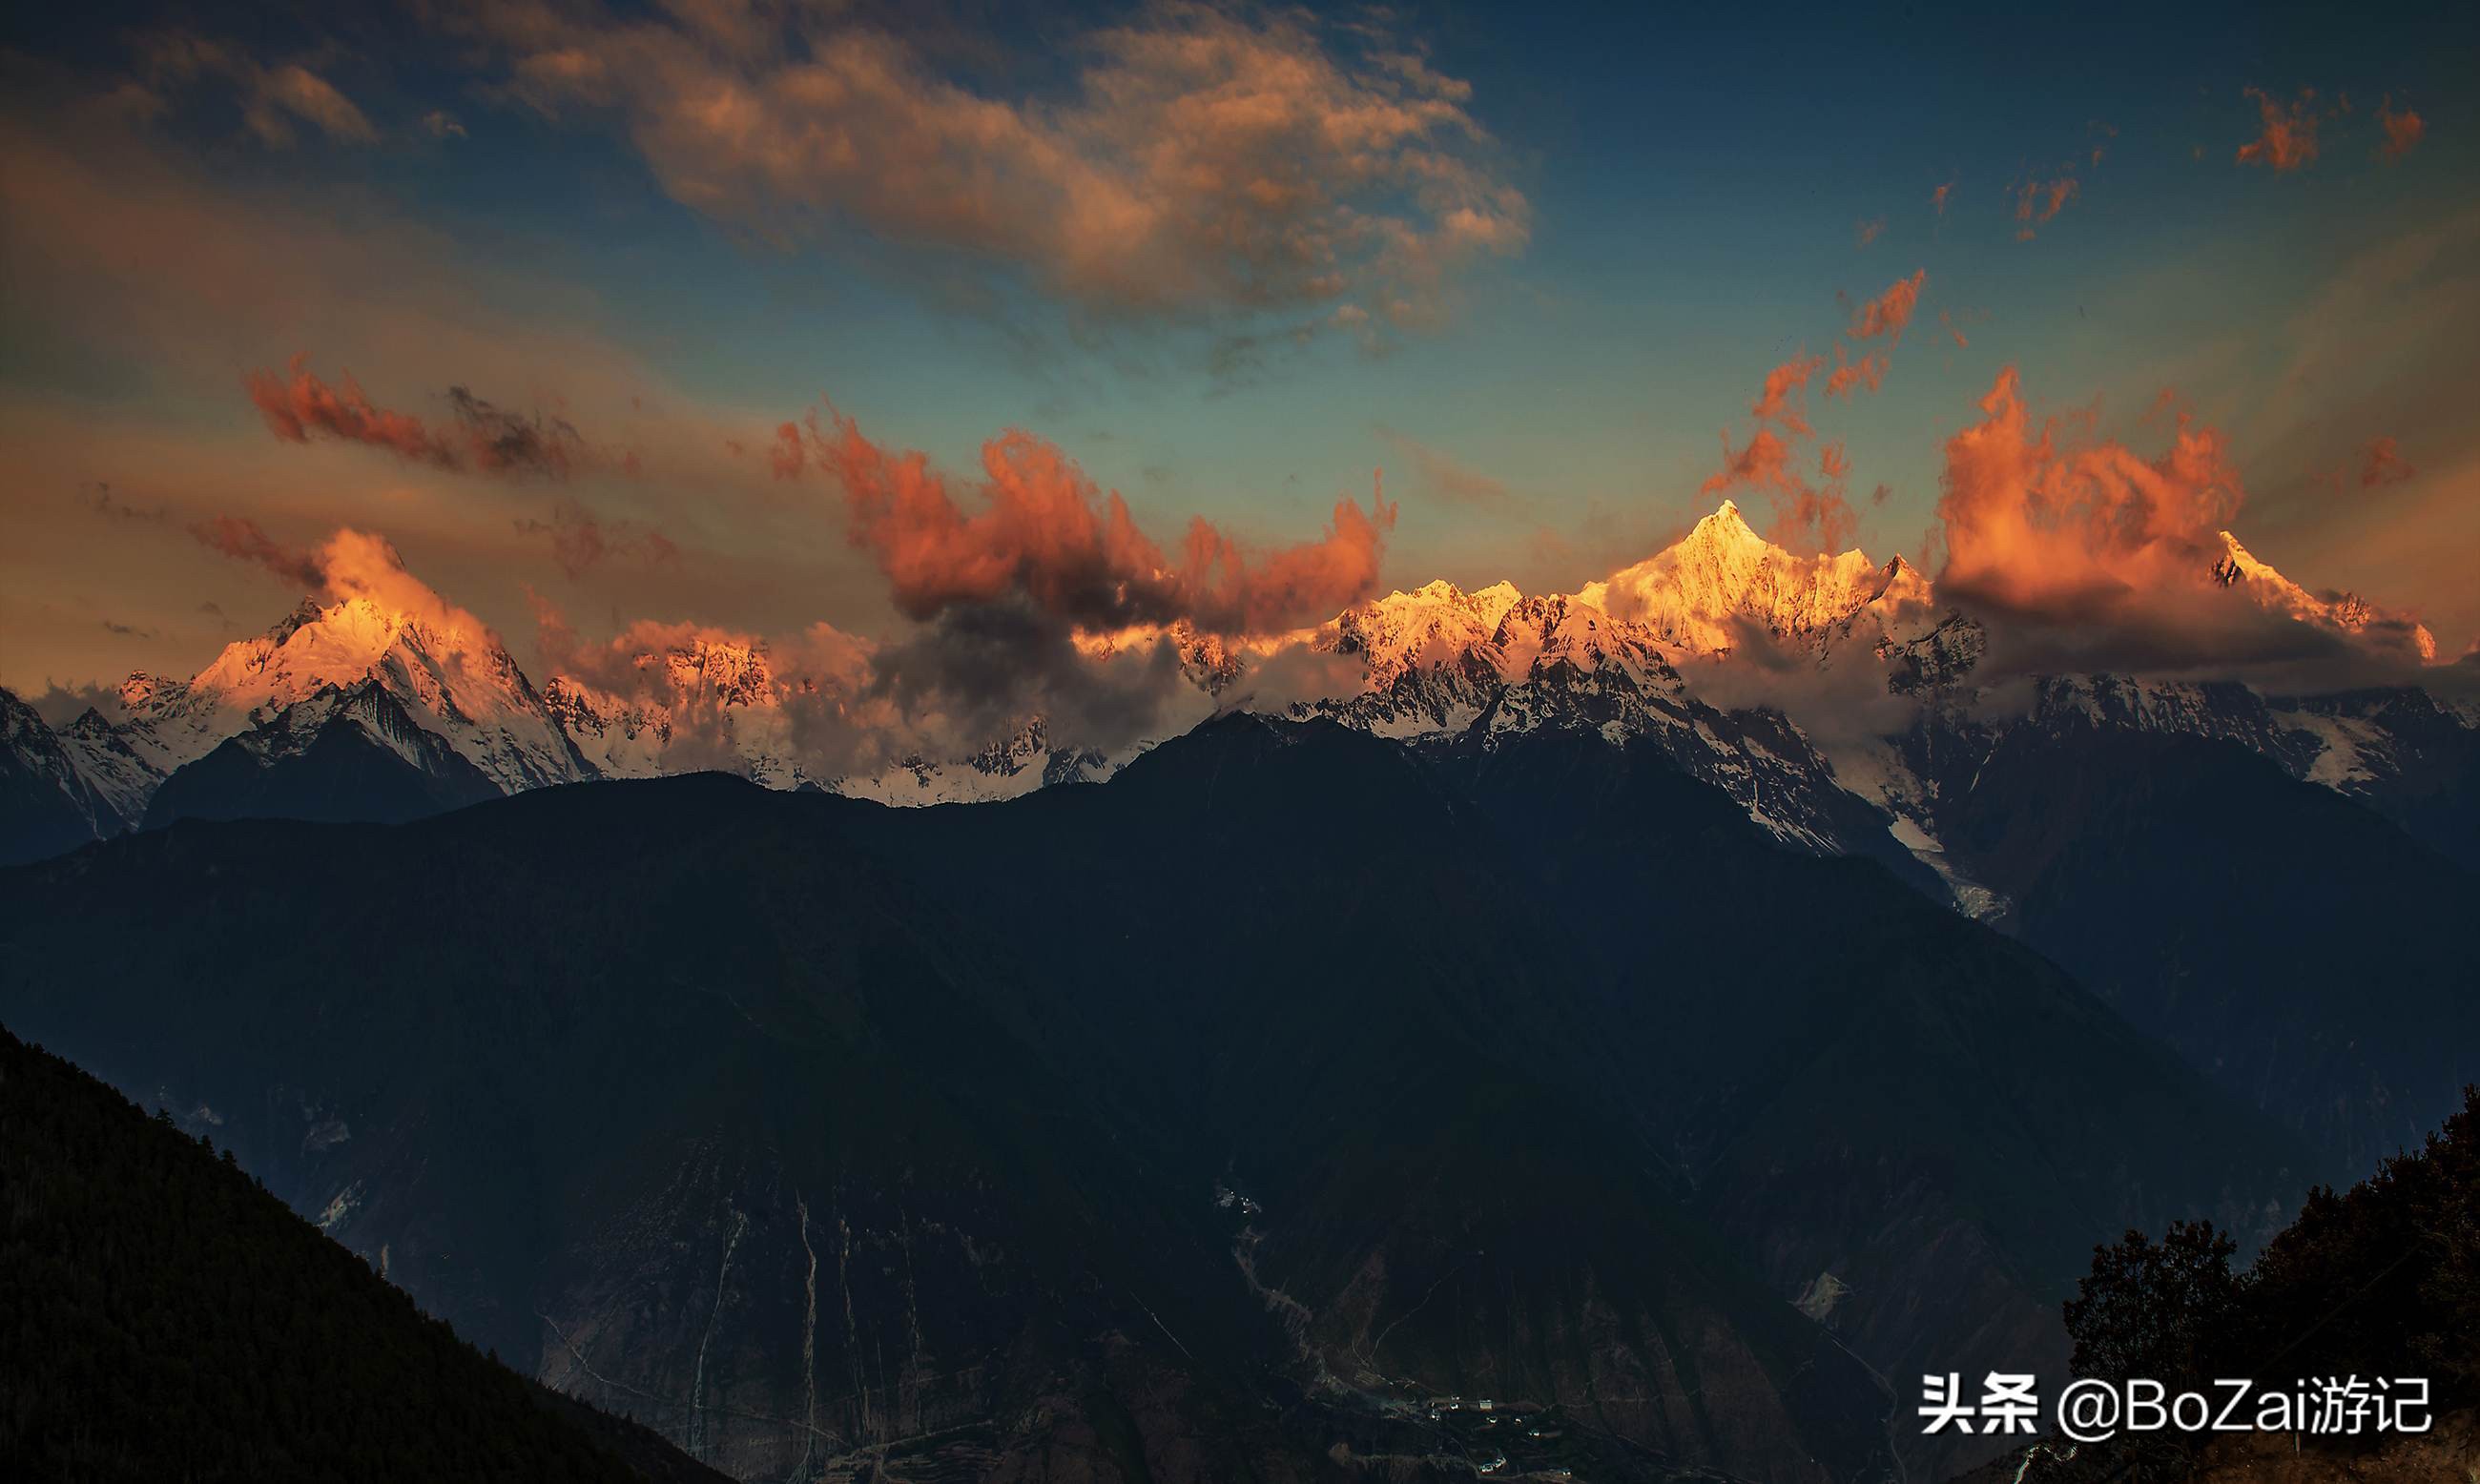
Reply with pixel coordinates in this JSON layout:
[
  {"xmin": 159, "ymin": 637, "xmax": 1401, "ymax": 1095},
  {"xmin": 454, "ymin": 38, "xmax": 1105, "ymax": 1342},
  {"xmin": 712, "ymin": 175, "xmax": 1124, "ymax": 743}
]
[
  {"xmin": 1374, "ymin": 426, "xmax": 1522, "ymax": 515},
  {"xmin": 2376, "ymin": 97, "xmax": 2425, "ymax": 161},
  {"xmin": 2360, "ymin": 436, "xmax": 2415, "ymax": 488},
  {"xmin": 133, "ymin": 32, "xmax": 376, "ymax": 148},
  {"xmin": 1850, "ymin": 269, "xmax": 1928, "ymax": 342},
  {"xmin": 515, "ymin": 496, "xmax": 681, "ymax": 577},
  {"xmin": 189, "ymin": 514, "xmax": 327, "ymax": 589},
  {"xmin": 245, "ymin": 357, "xmax": 599, "ymax": 478},
  {"xmin": 444, "ymin": 1, "xmax": 1527, "ymax": 333},
  {"xmin": 2012, "ymin": 175, "xmax": 2079, "ymax": 239},
  {"xmin": 2237, "ymin": 87, "xmax": 2322, "ymax": 172}
]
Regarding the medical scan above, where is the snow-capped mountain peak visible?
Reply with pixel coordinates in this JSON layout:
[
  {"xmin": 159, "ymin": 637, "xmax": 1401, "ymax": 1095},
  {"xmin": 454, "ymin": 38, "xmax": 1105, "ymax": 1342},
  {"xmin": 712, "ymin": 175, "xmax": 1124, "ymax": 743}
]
[
  {"xmin": 1323, "ymin": 577, "xmax": 1525, "ymax": 688},
  {"xmin": 649, "ymin": 635, "xmax": 780, "ymax": 709},
  {"xmin": 1577, "ymin": 500, "xmax": 1931, "ymax": 653},
  {"xmin": 91, "ymin": 589, "xmax": 587, "ymax": 798},
  {"xmin": 264, "ymin": 596, "xmax": 329, "ymax": 646},
  {"xmin": 10, "ymin": 494, "xmax": 2464, "ymax": 881},
  {"xmin": 542, "ymin": 634, "xmax": 820, "ymax": 790},
  {"xmin": 57, "ymin": 707, "xmax": 160, "ymax": 829},
  {"xmin": 1491, "ymin": 591, "xmax": 1674, "ymax": 688},
  {"xmin": 2213, "ymin": 531, "xmax": 2437, "ymax": 661},
  {"xmin": 204, "ymin": 593, "xmax": 584, "ymax": 792}
]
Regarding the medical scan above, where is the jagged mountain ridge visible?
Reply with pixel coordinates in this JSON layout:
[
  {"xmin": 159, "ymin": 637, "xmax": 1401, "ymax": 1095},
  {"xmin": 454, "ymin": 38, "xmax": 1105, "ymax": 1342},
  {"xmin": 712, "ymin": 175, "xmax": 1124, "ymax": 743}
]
[
  {"xmin": 1577, "ymin": 498, "xmax": 1933, "ymax": 652},
  {"xmin": 1834, "ymin": 643, "xmax": 2480, "ymax": 900},
  {"xmin": 1290, "ymin": 584, "xmax": 1943, "ymax": 884},
  {"xmin": 541, "ymin": 645, "xmax": 817, "ymax": 793},
  {"xmin": 4, "ymin": 500, "xmax": 2467, "ymax": 880},
  {"xmin": 0, "ymin": 689, "xmax": 124, "ymax": 866},
  {"xmin": 19, "ymin": 501, "xmax": 1959, "ymax": 846},
  {"xmin": 17, "ymin": 591, "xmax": 595, "ymax": 858},
  {"xmin": 2214, "ymin": 531, "xmax": 2438, "ymax": 661},
  {"xmin": 141, "ymin": 679, "xmax": 503, "ymax": 831},
  {"xmin": 119, "ymin": 593, "xmax": 589, "ymax": 792}
]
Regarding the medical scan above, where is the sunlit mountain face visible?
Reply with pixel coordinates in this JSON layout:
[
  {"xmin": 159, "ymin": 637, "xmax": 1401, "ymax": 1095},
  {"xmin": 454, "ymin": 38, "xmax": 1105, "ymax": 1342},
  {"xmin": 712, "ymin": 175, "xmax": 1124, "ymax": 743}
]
[{"xmin": 2, "ymin": 3, "xmax": 2475, "ymax": 1481}]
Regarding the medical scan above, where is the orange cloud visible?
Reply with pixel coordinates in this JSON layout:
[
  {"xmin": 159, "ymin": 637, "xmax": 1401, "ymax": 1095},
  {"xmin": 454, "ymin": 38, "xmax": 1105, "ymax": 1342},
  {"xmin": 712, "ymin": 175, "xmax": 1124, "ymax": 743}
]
[
  {"xmin": 1754, "ymin": 440, "xmax": 1861, "ymax": 555},
  {"xmin": 2377, "ymin": 97, "xmax": 2425, "ymax": 161},
  {"xmin": 313, "ymin": 529, "xmax": 494, "ymax": 636},
  {"xmin": 2360, "ymin": 436, "xmax": 2415, "ymax": 488},
  {"xmin": 246, "ymin": 357, "xmax": 455, "ymax": 466},
  {"xmin": 187, "ymin": 522, "xmax": 510, "ymax": 649},
  {"xmin": 2089, "ymin": 120, "xmax": 2118, "ymax": 169},
  {"xmin": 769, "ymin": 422, "xmax": 806, "ymax": 481},
  {"xmin": 190, "ymin": 515, "xmax": 325, "ymax": 589},
  {"xmin": 2237, "ymin": 87, "xmax": 2321, "ymax": 171},
  {"xmin": 1932, "ymin": 180, "xmax": 1953, "ymax": 216},
  {"xmin": 1704, "ymin": 426, "xmax": 1797, "ymax": 498},
  {"xmin": 1935, "ymin": 366, "xmax": 2244, "ymax": 613},
  {"xmin": 1850, "ymin": 269, "xmax": 1927, "ymax": 342},
  {"xmin": 1825, "ymin": 345, "xmax": 1888, "ymax": 399},
  {"xmin": 1747, "ymin": 353, "xmax": 1826, "ymax": 434},
  {"xmin": 1929, "ymin": 370, "xmax": 2441, "ymax": 675},
  {"xmin": 2011, "ymin": 176, "xmax": 2079, "ymax": 237},
  {"xmin": 1855, "ymin": 216, "xmax": 1885, "ymax": 248},
  {"xmin": 245, "ymin": 357, "xmax": 594, "ymax": 477},
  {"xmin": 815, "ymin": 413, "xmax": 1396, "ymax": 636},
  {"xmin": 1705, "ymin": 356, "xmax": 1867, "ymax": 554},
  {"xmin": 1766, "ymin": 486, "xmax": 1857, "ymax": 556}
]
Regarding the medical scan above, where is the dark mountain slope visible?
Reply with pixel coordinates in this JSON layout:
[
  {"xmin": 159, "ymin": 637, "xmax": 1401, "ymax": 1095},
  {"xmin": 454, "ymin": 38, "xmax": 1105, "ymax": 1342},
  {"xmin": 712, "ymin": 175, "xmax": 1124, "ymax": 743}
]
[
  {"xmin": 6, "ymin": 752, "xmax": 1845, "ymax": 1481},
  {"xmin": 1924, "ymin": 719, "xmax": 2477, "ymax": 1179},
  {"xmin": 142, "ymin": 680, "xmax": 503, "ymax": 830},
  {"xmin": 0, "ymin": 715, "xmax": 2316, "ymax": 1482},
  {"xmin": 1, "ymin": 783, "xmax": 1301, "ymax": 1479},
  {"xmin": 0, "ymin": 687, "xmax": 121, "ymax": 866},
  {"xmin": 2280, "ymin": 685, "xmax": 2480, "ymax": 873},
  {"xmin": 0, "ymin": 1023, "xmax": 727, "ymax": 1483},
  {"xmin": 862, "ymin": 716, "xmax": 2303, "ymax": 1480},
  {"xmin": 881, "ymin": 716, "xmax": 1895, "ymax": 1474},
  {"xmin": 1430, "ymin": 726, "xmax": 2305, "ymax": 1481}
]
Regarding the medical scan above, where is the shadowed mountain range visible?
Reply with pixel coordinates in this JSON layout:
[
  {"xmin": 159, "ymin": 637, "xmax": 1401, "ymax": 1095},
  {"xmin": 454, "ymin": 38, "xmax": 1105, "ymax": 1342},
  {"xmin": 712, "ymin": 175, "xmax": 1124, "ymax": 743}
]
[{"xmin": 3, "ymin": 713, "xmax": 2341, "ymax": 1481}]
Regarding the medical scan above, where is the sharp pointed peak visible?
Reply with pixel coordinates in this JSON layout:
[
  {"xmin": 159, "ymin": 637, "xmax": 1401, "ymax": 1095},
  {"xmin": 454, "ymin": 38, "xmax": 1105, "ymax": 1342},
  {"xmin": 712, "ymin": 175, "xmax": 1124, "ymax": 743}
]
[
  {"xmin": 265, "ymin": 595, "xmax": 330, "ymax": 643},
  {"xmin": 1691, "ymin": 498, "xmax": 1765, "ymax": 542}
]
